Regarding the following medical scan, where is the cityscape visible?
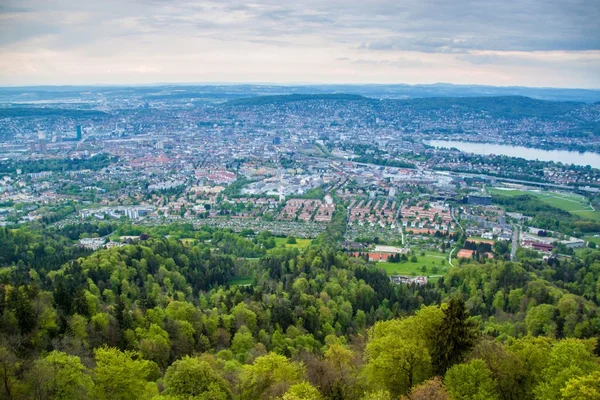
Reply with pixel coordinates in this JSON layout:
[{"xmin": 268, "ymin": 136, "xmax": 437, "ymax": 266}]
[{"xmin": 1, "ymin": 0, "xmax": 600, "ymax": 399}]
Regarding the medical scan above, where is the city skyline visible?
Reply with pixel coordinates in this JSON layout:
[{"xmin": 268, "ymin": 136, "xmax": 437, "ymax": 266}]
[{"xmin": 1, "ymin": 0, "xmax": 599, "ymax": 88}]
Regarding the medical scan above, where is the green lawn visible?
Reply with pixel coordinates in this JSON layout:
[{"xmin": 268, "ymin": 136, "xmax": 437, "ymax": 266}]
[
  {"xmin": 375, "ymin": 251, "xmax": 449, "ymax": 277},
  {"xmin": 416, "ymin": 251, "xmax": 450, "ymax": 265},
  {"xmin": 487, "ymin": 188, "xmax": 526, "ymax": 197},
  {"xmin": 273, "ymin": 237, "xmax": 312, "ymax": 250},
  {"xmin": 583, "ymin": 235, "xmax": 600, "ymax": 245},
  {"xmin": 574, "ymin": 247, "xmax": 600, "ymax": 258},
  {"xmin": 572, "ymin": 210, "xmax": 600, "ymax": 221},
  {"xmin": 229, "ymin": 277, "xmax": 253, "ymax": 287}
]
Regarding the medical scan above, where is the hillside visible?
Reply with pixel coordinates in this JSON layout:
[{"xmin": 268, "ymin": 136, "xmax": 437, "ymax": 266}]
[
  {"xmin": 225, "ymin": 93, "xmax": 373, "ymax": 106},
  {"xmin": 1, "ymin": 224, "xmax": 600, "ymax": 399},
  {"xmin": 0, "ymin": 107, "xmax": 107, "ymax": 118}
]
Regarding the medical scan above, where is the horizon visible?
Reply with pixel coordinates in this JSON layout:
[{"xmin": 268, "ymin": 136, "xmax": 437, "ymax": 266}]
[{"xmin": 1, "ymin": 81, "xmax": 600, "ymax": 91}]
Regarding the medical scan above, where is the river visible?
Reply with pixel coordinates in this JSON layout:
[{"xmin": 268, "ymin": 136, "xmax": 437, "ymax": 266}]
[{"xmin": 427, "ymin": 140, "xmax": 600, "ymax": 169}]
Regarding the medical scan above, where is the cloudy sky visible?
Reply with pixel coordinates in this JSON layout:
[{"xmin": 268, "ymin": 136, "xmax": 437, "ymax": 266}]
[{"xmin": 1, "ymin": 0, "xmax": 599, "ymax": 87}]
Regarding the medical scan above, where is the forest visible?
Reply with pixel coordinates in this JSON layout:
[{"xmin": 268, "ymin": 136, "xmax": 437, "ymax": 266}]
[{"xmin": 1, "ymin": 225, "xmax": 600, "ymax": 399}]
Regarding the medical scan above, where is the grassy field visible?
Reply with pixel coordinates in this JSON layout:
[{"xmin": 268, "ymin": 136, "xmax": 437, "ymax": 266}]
[
  {"xmin": 375, "ymin": 250, "xmax": 448, "ymax": 277},
  {"xmin": 583, "ymin": 235, "xmax": 600, "ymax": 245},
  {"xmin": 273, "ymin": 237, "xmax": 312, "ymax": 250},
  {"xmin": 489, "ymin": 187, "xmax": 599, "ymax": 220},
  {"xmin": 229, "ymin": 277, "xmax": 253, "ymax": 287}
]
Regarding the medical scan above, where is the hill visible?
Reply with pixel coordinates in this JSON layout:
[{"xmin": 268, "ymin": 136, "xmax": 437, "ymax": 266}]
[
  {"xmin": 392, "ymin": 95, "xmax": 583, "ymax": 119},
  {"xmin": 224, "ymin": 93, "xmax": 373, "ymax": 106},
  {"xmin": 0, "ymin": 107, "xmax": 107, "ymax": 118}
]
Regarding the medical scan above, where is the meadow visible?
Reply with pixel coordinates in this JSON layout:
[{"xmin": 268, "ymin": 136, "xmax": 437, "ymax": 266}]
[
  {"xmin": 229, "ymin": 277, "xmax": 253, "ymax": 287},
  {"xmin": 273, "ymin": 237, "xmax": 312, "ymax": 250},
  {"xmin": 374, "ymin": 250, "xmax": 448, "ymax": 277}
]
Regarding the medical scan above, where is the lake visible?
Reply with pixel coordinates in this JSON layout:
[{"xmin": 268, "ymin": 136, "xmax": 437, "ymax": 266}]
[{"xmin": 427, "ymin": 140, "xmax": 600, "ymax": 169}]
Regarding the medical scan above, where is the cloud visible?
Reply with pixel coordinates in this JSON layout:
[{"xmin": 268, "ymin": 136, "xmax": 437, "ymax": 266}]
[{"xmin": 0, "ymin": 0, "xmax": 598, "ymax": 87}]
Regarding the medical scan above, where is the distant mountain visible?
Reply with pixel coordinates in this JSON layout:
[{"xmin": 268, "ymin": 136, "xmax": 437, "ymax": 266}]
[
  {"xmin": 393, "ymin": 96, "xmax": 583, "ymax": 119},
  {"xmin": 0, "ymin": 107, "xmax": 107, "ymax": 118},
  {"xmin": 225, "ymin": 93, "xmax": 372, "ymax": 106},
  {"xmin": 222, "ymin": 94, "xmax": 585, "ymax": 120},
  {"xmin": 1, "ymin": 83, "xmax": 599, "ymax": 103}
]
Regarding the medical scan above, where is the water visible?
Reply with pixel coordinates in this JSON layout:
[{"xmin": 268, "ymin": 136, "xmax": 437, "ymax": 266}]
[{"xmin": 427, "ymin": 140, "xmax": 600, "ymax": 169}]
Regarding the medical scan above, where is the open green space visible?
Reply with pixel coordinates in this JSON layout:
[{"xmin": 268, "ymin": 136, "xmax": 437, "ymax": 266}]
[
  {"xmin": 584, "ymin": 235, "xmax": 600, "ymax": 245},
  {"xmin": 375, "ymin": 251, "xmax": 448, "ymax": 277},
  {"xmin": 273, "ymin": 237, "xmax": 312, "ymax": 250},
  {"xmin": 229, "ymin": 277, "xmax": 253, "ymax": 287}
]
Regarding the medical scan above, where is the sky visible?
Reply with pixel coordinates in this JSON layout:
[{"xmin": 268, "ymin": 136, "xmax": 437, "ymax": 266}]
[{"xmin": 1, "ymin": 0, "xmax": 599, "ymax": 88}]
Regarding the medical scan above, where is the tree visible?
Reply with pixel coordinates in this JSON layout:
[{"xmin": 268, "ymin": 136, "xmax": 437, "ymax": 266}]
[
  {"xmin": 93, "ymin": 347, "xmax": 158, "ymax": 400},
  {"xmin": 525, "ymin": 304, "xmax": 557, "ymax": 338},
  {"xmin": 561, "ymin": 371, "xmax": 600, "ymax": 400},
  {"xmin": 430, "ymin": 299, "xmax": 477, "ymax": 375},
  {"xmin": 0, "ymin": 347, "xmax": 20, "ymax": 400},
  {"xmin": 280, "ymin": 381, "xmax": 323, "ymax": 400},
  {"xmin": 29, "ymin": 351, "xmax": 93, "ymax": 400},
  {"xmin": 506, "ymin": 337, "xmax": 552, "ymax": 399},
  {"xmin": 322, "ymin": 344, "xmax": 358, "ymax": 399},
  {"xmin": 240, "ymin": 353, "xmax": 303, "ymax": 400},
  {"xmin": 361, "ymin": 391, "xmax": 393, "ymax": 400},
  {"xmin": 136, "ymin": 324, "xmax": 171, "ymax": 369},
  {"xmin": 231, "ymin": 326, "xmax": 256, "ymax": 359},
  {"xmin": 365, "ymin": 313, "xmax": 436, "ymax": 396},
  {"xmin": 163, "ymin": 356, "xmax": 232, "ymax": 399},
  {"xmin": 403, "ymin": 377, "xmax": 449, "ymax": 400},
  {"xmin": 444, "ymin": 359, "xmax": 499, "ymax": 400},
  {"xmin": 534, "ymin": 339, "xmax": 600, "ymax": 400}
]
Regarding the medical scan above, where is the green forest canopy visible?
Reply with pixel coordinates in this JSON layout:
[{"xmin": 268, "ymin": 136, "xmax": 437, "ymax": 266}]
[{"xmin": 1, "ymin": 225, "xmax": 600, "ymax": 399}]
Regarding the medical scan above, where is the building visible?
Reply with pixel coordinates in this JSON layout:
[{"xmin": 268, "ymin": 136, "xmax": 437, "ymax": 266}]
[
  {"xmin": 561, "ymin": 238, "xmax": 585, "ymax": 249},
  {"xmin": 522, "ymin": 240, "xmax": 554, "ymax": 252},
  {"xmin": 76, "ymin": 125, "xmax": 82, "ymax": 140},
  {"xmin": 390, "ymin": 275, "xmax": 428, "ymax": 285}
]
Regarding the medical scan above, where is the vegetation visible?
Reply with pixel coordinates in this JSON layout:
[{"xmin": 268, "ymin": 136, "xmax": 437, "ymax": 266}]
[
  {"xmin": 493, "ymin": 193, "xmax": 600, "ymax": 234},
  {"xmin": 396, "ymin": 96, "xmax": 583, "ymax": 119},
  {"xmin": 1, "ymin": 224, "xmax": 600, "ymax": 399}
]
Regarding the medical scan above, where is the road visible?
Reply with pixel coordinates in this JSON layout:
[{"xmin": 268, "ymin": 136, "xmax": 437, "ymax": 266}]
[
  {"xmin": 396, "ymin": 201, "xmax": 406, "ymax": 246},
  {"xmin": 448, "ymin": 247, "xmax": 456, "ymax": 267},
  {"xmin": 448, "ymin": 206, "xmax": 464, "ymax": 268},
  {"xmin": 511, "ymin": 225, "xmax": 519, "ymax": 261}
]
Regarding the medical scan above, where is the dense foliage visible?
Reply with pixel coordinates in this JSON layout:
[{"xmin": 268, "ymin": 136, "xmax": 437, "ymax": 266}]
[{"xmin": 1, "ymin": 226, "xmax": 599, "ymax": 399}]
